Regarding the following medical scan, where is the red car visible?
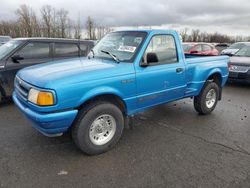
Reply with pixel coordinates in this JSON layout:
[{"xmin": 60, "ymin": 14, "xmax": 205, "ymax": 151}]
[{"xmin": 182, "ymin": 43, "xmax": 219, "ymax": 56}]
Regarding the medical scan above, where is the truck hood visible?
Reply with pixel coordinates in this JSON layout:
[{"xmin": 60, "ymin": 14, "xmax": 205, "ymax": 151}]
[
  {"xmin": 17, "ymin": 57, "xmax": 135, "ymax": 88},
  {"xmin": 230, "ymin": 56, "xmax": 250, "ymax": 66},
  {"xmin": 221, "ymin": 49, "xmax": 239, "ymax": 55}
]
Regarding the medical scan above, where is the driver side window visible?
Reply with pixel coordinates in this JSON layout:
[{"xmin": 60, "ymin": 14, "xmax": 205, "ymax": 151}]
[{"xmin": 143, "ymin": 35, "xmax": 178, "ymax": 65}]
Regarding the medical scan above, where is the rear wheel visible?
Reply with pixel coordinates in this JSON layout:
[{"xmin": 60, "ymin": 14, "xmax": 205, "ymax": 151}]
[
  {"xmin": 194, "ymin": 82, "xmax": 219, "ymax": 115},
  {"xmin": 72, "ymin": 101, "xmax": 124, "ymax": 155}
]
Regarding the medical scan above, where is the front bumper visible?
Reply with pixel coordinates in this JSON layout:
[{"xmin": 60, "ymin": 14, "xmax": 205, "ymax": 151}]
[
  {"xmin": 228, "ymin": 70, "xmax": 250, "ymax": 83},
  {"xmin": 13, "ymin": 92, "xmax": 78, "ymax": 137}
]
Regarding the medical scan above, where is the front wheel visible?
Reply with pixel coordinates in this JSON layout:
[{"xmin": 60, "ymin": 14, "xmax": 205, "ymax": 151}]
[
  {"xmin": 194, "ymin": 82, "xmax": 220, "ymax": 115},
  {"xmin": 0, "ymin": 90, "xmax": 3, "ymax": 104},
  {"xmin": 72, "ymin": 101, "xmax": 124, "ymax": 155}
]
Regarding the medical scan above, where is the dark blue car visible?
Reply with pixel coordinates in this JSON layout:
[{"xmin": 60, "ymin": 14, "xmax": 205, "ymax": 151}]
[{"xmin": 0, "ymin": 38, "xmax": 95, "ymax": 103}]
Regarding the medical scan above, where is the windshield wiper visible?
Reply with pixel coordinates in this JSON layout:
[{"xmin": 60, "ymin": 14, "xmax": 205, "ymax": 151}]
[{"xmin": 101, "ymin": 50, "xmax": 120, "ymax": 63}]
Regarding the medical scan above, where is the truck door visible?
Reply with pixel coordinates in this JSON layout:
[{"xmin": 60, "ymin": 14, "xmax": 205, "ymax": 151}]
[{"xmin": 136, "ymin": 34, "xmax": 186, "ymax": 109}]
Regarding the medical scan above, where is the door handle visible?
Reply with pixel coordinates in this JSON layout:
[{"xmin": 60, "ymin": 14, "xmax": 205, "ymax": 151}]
[{"xmin": 176, "ymin": 68, "xmax": 184, "ymax": 73}]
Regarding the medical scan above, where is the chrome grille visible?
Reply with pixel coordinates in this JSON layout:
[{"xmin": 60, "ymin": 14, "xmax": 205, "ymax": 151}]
[
  {"xmin": 229, "ymin": 65, "xmax": 250, "ymax": 73},
  {"xmin": 15, "ymin": 76, "xmax": 32, "ymax": 101}
]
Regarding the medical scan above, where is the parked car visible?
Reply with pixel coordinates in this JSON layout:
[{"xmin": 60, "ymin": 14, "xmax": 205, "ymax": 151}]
[
  {"xmin": 0, "ymin": 36, "xmax": 11, "ymax": 46},
  {"xmin": 221, "ymin": 42, "xmax": 250, "ymax": 56},
  {"xmin": 13, "ymin": 30, "xmax": 229, "ymax": 155},
  {"xmin": 182, "ymin": 42, "xmax": 219, "ymax": 56},
  {"xmin": 215, "ymin": 43, "xmax": 230, "ymax": 54},
  {"xmin": 228, "ymin": 45, "xmax": 250, "ymax": 83},
  {"xmin": 0, "ymin": 38, "xmax": 95, "ymax": 103}
]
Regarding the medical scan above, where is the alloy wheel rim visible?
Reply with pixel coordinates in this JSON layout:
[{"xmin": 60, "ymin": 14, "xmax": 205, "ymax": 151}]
[
  {"xmin": 205, "ymin": 89, "xmax": 216, "ymax": 108},
  {"xmin": 89, "ymin": 114, "xmax": 116, "ymax": 146}
]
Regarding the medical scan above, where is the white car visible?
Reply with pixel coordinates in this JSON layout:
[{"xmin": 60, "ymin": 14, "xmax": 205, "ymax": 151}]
[{"xmin": 221, "ymin": 42, "xmax": 250, "ymax": 55}]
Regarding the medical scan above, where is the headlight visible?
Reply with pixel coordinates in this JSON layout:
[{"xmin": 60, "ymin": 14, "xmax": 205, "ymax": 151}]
[{"xmin": 28, "ymin": 88, "xmax": 54, "ymax": 106}]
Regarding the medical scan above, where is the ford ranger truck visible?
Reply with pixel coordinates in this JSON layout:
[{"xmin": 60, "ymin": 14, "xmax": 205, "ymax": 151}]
[{"xmin": 13, "ymin": 30, "xmax": 229, "ymax": 155}]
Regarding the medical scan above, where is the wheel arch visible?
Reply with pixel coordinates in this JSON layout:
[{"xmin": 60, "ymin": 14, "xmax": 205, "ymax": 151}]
[
  {"xmin": 206, "ymin": 72, "xmax": 222, "ymax": 86},
  {"xmin": 78, "ymin": 90, "xmax": 128, "ymax": 115},
  {"xmin": 205, "ymin": 71, "xmax": 223, "ymax": 100}
]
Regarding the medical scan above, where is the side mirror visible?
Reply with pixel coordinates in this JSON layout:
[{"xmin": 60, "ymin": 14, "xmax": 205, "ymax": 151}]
[
  {"xmin": 11, "ymin": 55, "xmax": 24, "ymax": 63},
  {"xmin": 140, "ymin": 53, "xmax": 159, "ymax": 67},
  {"xmin": 190, "ymin": 50, "xmax": 198, "ymax": 54},
  {"xmin": 147, "ymin": 52, "xmax": 159, "ymax": 63}
]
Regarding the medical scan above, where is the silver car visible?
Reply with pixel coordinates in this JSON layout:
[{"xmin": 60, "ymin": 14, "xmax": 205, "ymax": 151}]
[
  {"xmin": 228, "ymin": 45, "xmax": 250, "ymax": 83},
  {"xmin": 221, "ymin": 42, "xmax": 250, "ymax": 56}
]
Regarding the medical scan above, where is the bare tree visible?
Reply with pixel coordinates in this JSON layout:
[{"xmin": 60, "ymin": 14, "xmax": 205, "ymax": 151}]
[
  {"xmin": 180, "ymin": 28, "xmax": 188, "ymax": 42},
  {"xmin": 16, "ymin": 4, "xmax": 37, "ymax": 37},
  {"xmin": 31, "ymin": 13, "xmax": 41, "ymax": 37},
  {"xmin": 0, "ymin": 21, "xmax": 13, "ymax": 36},
  {"xmin": 1, "ymin": 4, "xmax": 249, "ymax": 43},
  {"xmin": 86, "ymin": 16, "xmax": 96, "ymax": 40},
  {"xmin": 191, "ymin": 29, "xmax": 200, "ymax": 42},
  {"xmin": 74, "ymin": 16, "xmax": 81, "ymax": 39},
  {"xmin": 96, "ymin": 26, "xmax": 113, "ymax": 40},
  {"xmin": 40, "ymin": 5, "xmax": 55, "ymax": 37},
  {"xmin": 57, "ymin": 9, "xmax": 70, "ymax": 38}
]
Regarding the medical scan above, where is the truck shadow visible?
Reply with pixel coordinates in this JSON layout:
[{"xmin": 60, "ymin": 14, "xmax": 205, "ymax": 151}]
[
  {"xmin": 0, "ymin": 98, "xmax": 13, "ymax": 107},
  {"xmin": 226, "ymin": 82, "xmax": 250, "ymax": 89}
]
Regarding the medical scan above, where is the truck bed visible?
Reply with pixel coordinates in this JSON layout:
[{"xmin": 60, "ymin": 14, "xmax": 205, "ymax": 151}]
[
  {"xmin": 185, "ymin": 54, "xmax": 229, "ymax": 64},
  {"xmin": 184, "ymin": 55, "xmax": 229, "ymax": 97}
]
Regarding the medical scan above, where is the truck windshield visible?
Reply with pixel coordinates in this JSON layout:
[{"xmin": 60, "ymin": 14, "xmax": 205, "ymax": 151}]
[
  {"xmin": 0, "ymin": 40, "xmax": 22, "ymax": 60},
  {"xmin": 91, "ymin": 31, "xmax": 147, "ymax": 62}
]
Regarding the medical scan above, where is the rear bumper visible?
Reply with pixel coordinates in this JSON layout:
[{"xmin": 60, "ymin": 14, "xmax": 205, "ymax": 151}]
[{"xmin": 13, "ymin": 92, "xmax": 78, "ymax": 137}]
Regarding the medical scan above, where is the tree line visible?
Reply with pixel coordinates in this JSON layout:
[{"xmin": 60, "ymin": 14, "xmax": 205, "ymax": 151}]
[
  {"xmin": 0, "ymin": 4, "xmax": 112, "ymax": 40},
  {"xmin": 180, "ymin": 28, "xmax": 250, "ymax": 43},
  {"xmin": 0, "ymin": 4, "xmax": 249, "ymax": 43}
]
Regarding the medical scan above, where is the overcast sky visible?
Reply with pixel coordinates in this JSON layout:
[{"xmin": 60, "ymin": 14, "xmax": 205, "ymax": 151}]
[{"xmin": 1, "ymin": 0, "xmax": 249, "ymax": 36}]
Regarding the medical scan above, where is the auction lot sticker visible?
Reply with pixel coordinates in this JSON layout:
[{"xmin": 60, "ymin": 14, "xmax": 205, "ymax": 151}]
[{"xmin": 118, "ymin": 46, "xmax": 136, "ymax": 53}]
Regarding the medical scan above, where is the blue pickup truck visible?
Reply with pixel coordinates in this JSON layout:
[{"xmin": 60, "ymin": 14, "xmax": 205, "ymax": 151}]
[{"xmin": 13, "ymin": 30, "xmax": 229, "ymax": 155}]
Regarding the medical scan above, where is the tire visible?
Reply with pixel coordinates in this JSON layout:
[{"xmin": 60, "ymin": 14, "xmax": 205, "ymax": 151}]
[
  {"xmin": 72, "ymin": 101, "xmax": 124, "ymax": 155},
  {"xmin": 194, "ymin": 82, "xmax": 220, "ymax": 115},
  {"xmin": 0, "ymin": 86, "xmax": 6, "ymax": 104},
  {"xmin": 0, "ymin": 90, "xmax": 3, "ymax": 104}
]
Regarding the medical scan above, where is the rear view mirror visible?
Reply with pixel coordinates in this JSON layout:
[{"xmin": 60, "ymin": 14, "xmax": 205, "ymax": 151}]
[{"xmin": 11, "ymin": 55, "xmax": 24, "ymax": 63}]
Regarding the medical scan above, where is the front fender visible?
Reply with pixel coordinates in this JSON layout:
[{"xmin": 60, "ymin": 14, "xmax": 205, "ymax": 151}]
[{"xmin": 78, "ymin": 86, "xmax": 125, "ymax": 106}]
